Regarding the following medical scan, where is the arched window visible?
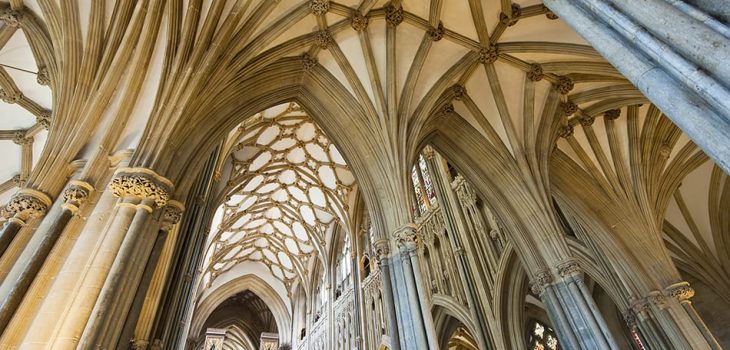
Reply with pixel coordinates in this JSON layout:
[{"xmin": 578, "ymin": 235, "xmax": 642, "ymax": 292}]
[
  {"xmin": 528, "ymin": 320, "xmax": 559, "ymax": 350},
  {"xmin": 410, "ymin": 151, "xmax": 439, "ymax": 216}
]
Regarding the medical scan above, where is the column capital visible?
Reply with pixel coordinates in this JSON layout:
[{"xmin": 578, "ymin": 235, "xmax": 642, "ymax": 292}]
[
  {"xmin": 110, "ymin": 167, "xmax": 174, "ymax": 207},
  {"xmin": 160, "ymin": 200, "xmax": 185, "ymax": 231},
  {"xmin": 556, "ymin": 259, "xmax": 582, "ymax": 278},
  {"xmin": 61, "ymin": 180, "xmax": 94, "ymax": 213},
  {"xmin": 2, "ymin": 188, "xmax": 52, "ymax": 224},
  {"xmin": 393, "ymin": 223, "xmax": 419, "ymax": 250},
  {"xmin": 529, "ymin": 269, "xmax": 553, "ymax": 296},
  {"xmin": 372, "ymin": 239, "xmax": 390, "ymax": 260},
  {"xmin": 647, "ymin": 290, "xmax": 668, "ymax": 309},
  {"xmin": 665, "ymin": 281, "xmax": 695, "ymax": 303}
]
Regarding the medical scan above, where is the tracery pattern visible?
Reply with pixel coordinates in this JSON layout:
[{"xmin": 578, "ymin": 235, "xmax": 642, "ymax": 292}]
[{"xmin": 203, "ymin": 103, "xmax": 355, "ymax": 293}]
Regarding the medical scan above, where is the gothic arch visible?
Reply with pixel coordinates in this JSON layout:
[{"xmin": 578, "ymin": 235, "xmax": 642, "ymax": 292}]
[{"xmin": 190, "ymin": 274, "xmax": 292, "ymax": 345}]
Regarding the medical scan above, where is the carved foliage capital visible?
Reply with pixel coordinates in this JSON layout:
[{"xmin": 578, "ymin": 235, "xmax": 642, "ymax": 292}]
[
  {"xmin": 665, "ymin": 282, "xmax": 695, "ymax": 303},
  {"xmin": 530, "ymin": 269, "xmax": 553, "ymax": 296},
  {"xmin": 62, "ymin": 180, "xmax": 94, "ymax": 212},
  {"xmin": 393, "ymin": 224, "xmax": 419, "ymax": 250},
  {"xmin": 372, "ymin": 239, "xmax": 390, "ymax": 260},
  {"xmin": 161, "ymin": 201, "xmax": 184, "ymax": 231},
  {"xmin": 556, "ymin": 260, "xmax": 581, "ymax": 278},
  {"xmin": 0, "ymin": 9, "xmax": 23, "ymax": 27},
  {"xmin": 110, "ymin": 169, "xmax": 172, "ymax": 207},
  {"xmin": 2, "ymin": 189, "xmax": 51, "ymax": 222}
]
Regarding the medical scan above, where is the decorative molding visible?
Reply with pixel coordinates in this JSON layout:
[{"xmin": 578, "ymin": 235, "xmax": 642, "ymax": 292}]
[
  {"xmin": 477, "ymin": 45, "xmax": 499, "ymax": 64},
  {"xmin": 385, "ymin": 4, "xmax": 403, "ymax": 27},
  {"xmin": 665, "ymin": 282, "xmax": 695, "ymax": 303},
  {"xmin": 558, "ymin": 124, "xmax": 574, "ymax": 138},
  {"xmin": 439, "ymin": 103, "xmax": 455, "ymax": 118},
  {"xmin": 109, "ymin": 168, "xmax": 173, "ymax": 207},
  {"xmin": 530, "ymin": 269, "xmax": 553, "ymax": 296},
  {"xmin": 0, "ymin": 89, "xmax": 21, "ymax": 104},
  {"xmin": 351, "ymin": 12, "xmax": 369, "ymax": 32},
  {"xmin": 578, "ymin": 114, "xmax": 595, "ymax": 127}
]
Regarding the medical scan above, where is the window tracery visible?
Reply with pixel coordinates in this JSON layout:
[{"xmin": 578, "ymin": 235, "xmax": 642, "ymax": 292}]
[{"xmin": 528, "ymin": 320, "xmax": 559, "ymax": 350}]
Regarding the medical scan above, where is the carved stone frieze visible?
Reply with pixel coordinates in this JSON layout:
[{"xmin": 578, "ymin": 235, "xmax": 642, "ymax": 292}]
[
  {"xmin": 351, "ymin": 12, "xmax": 369, "ymax": 32},
  {"xmin": 310, "ymin": 0, "xmax": 330, "ymax": 15},
  {"xmin": 477, "ymin": 45, "xmax": 499, "ymax": 64},
  {"xmin": 109, "ymin": 169, "xmax": 173, "ymax": 207},
  {"xmin": 2, "ymin": 189, "xmax": 51, "ymax": 222},
  {"xmin": 530, "ymin": 269, "xmax": 553, "ymax": 296},
  {"xmin": 527, "ymin": 63, "xmax": 544, "ymax": 81},
  {"xmin": 385, "ymin": 4, "xmax": 403, "ymax": 27},
  {"xmin": 428, "ymin": 22, "xmax": 445, "ymax": 41}
]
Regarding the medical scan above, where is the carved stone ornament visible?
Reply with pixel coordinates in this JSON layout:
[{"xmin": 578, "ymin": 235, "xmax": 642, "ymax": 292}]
[
  {"xmin": 530, "ymin": 269, "xmax": 553, "ymax": 296},
  {"xmin": 451, "ymin": 84, "xmax": 466, "ymax": 101},
  {"xmin": 393, "ymin": 224, "xmax": 419, "ymax": 249},
  {"xmin": 2, "ymin": 189, "xmax": 51, "ymax": 222},
  {"xmin": 109, "ymin": 169, "xmax": 172, "ymax": 207},
  {"xmin": 578, "ymin": 114, "xmax": 595, "ymax": 127},
  {"xmin": 630, "ymin": 298, "xmax": 650, "ymax": 314},
  {"xmin": 477, "ymin": 45, "xmax": 499, "ymax": 64},
  {"xmin": 666, "ymin": 282, "xmax": 695, "ymax": 303},
  {"xmin": 428, "ymin": 22, "xmax": 445, "ymax": 41},
  {"xmin": 0, "ymin": 9, "xmax": 23, "ymax": 27},
  {"xmin": 310, "ymin": 0, "xmax": 330, "ymax": 15},
  {"xmin": 37, "ymin": 112, "xmax": 51, "ymax": 129},
  {"xmin": 36, "ymin": 67, "xmax": 50, "ymax": 86},
  {"xmin": 647, "ymin": 291, "xmax": 667, "ymax": 309},
  {"xmin": 555, "ymin": 76, "xmax": 574, "ymax": 94},
  {"xmin": 658, "ymin": 143, "xmax": 671, "ymax": 159},
  {"xmin": 62, "ymin": 180, "xmax": 94, "ymax": 212},
  {"xmin": 161, "ymin": 201, "xmax": 184, "ymax": 231},
  {"xmin": 622, "ymin": 311, "xmax": 637, "ymax": 329},
  {"xmin": 543, "ymin": 6, "xmax": 558, "ymax": 20},
  {"xmin": 422, "ymin": 145, "xmax": 435, "ymax": 160},
  {"xmin": 499, "ymin": 4, "xmax": 521, "ymax": 27},
  {"xmin": 561, "ymin": 101, "xmax": 577, "ymax": 116},
  {"xmin": 0, "ymin": 88, "xmax": 21, "ymax": 104},
  {"xmin": 527, "ymin": 63, "xmax": 544, "ymax": 82},
  {"xmin": 301, "ymin": 53, "xmax": 319, "ymax": 71},
  {"xmin": 372, "ymin": 239, "xmax": 390, "ymax": 260},
  {"xmin": 12, "ymin": 131, "xmax": 32, "ymax": 145},
  {"xmin": 385, "ymin": 4, "xmax": 404, "ymax": 27},
  {"xmin": 440, "ymin": 102, "xmax": 455, "ymax": 117},
  {"xmin": 351, "ymin": 12, "xmax": 369, "ymax": 32},
  {"xmin": 604, "ymin": 108, "xmax": 621, "ymax": 120},
  {"xmin": 558, "ymin": 124, "xmax": 574, "ymax": 139},
  {"xmin": 556, "ymin": 260, "xmax": 581, "ymax": 277},
  {"xmin": 314, "ymin": 29, "xmax": 333, "ymax": 49}
]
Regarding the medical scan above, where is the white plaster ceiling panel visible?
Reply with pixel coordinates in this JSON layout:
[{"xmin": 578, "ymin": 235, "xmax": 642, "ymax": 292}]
[{"xmin": 203, "ymin": 103, "xmax": 354, "ymax": 296}]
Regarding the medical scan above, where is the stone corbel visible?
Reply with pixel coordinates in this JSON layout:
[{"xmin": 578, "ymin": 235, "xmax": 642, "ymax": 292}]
[{"xmin": 2, "ymin": 188, "xmax": 52, "ymax": 225}]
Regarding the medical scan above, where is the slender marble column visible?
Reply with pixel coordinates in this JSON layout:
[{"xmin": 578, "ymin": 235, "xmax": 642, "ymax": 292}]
[
  {"xmin": 0, "ymin": 189, "xmax": 51, "ymax": 258},
  {"xmin": 373, "ymin": 239, "xmax": 401, "ymax": 350},
  {"xmin": 0, "ymin": 181, "xmax": 92, "ymax": 333},
  {"xmin": 543, "ymin": 0, "xmax": 730, "ymax": 172},
  {"xmin": 78, "ymin": 168, "xmax": 173, "ymax": 350},
  {"xmin": 394, "ymin": 224, "xmax": 438, "ymax": 350}
]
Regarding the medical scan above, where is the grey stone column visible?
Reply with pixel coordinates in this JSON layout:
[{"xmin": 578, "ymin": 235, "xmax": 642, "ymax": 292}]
[
  {"xmin": 78, "ymin": 168, "xmax": 174, "ymax": 350},
  {"xmin": 394, "ymin": 224, "xmax": 438, "ymax": 350},
  {"xmin": 373, "ymin": 239, "xmax": 401, "ymax": 350},
  {"xmin": 0, "ymin": 181, "xmax": 92, "ymax": 333},
  {"xmin": 543, "ymin": 0, "xmax": 730, "ymax": 172},
  {"xmin": 0, "ymin": 189, "xmax": 51, "ymax": 258},
  {"xmin": 665, "ymin": 282, "xmax": 721, "ymax": 350}
]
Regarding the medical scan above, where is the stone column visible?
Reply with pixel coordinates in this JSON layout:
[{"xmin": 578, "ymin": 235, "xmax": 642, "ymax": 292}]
[
  {"xmin": 393, "ymin": 224, "xmax": 438, "ymax": 350},
  {"xmin": 530, "ymin": 261, "xmax": 620, "ymax": 350},
  {"xmin": 0, "ymin": 181, "xmax": 92, "ymax": 332},
  {"xmin": 0, "ymin": 188, "xmax": 51, "ymax": 258},
  {"xmin": 665, "ymin": 282, "xmax": 721, "ymax": 350},
  {"xmin": 78, "ymin": 168, "xmax": 173, "ymax": 350},
  {"xmin": 543, "ymin": 0, "xmax": 730, "ymax": 172},
  {"xmin": 122, "ymin": 201, "xmax": 184, "ymax": 349},
  {"xmin": 372, "ymin": 239, "xmax": 401, "ymax": 350}
]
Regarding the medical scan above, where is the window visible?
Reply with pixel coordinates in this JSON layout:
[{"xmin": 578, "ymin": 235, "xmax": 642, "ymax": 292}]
[
  {"xmin": 528, "ymin": 320, "xmax": 559, "ymax": 350},
  {"xmin": 410, "ymin": 150, "xmax": 440, "ymax": 215}
]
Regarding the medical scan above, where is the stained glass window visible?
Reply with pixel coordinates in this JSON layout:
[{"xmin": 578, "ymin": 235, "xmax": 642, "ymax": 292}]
[
  {"xmin": 418, "ymin": 154, "xmax": 437, "ymax": 205},
  {"xmin": 528, "ymin": 320, "xmax": 559, "ymax": 350},
  {"xmin": 411, "ymin": 165, "xmax": 427, "ymax": 214}
]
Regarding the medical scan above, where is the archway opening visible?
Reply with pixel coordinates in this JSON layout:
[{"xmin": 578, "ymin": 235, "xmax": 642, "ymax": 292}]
[{"xmin": 198, "ymin": 290, "xmax": 278, "ymax": 350}]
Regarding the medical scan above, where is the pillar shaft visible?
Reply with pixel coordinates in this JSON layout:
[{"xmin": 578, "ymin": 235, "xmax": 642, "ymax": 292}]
[{"xmin": 374, "ymin": 240, "xmax": 401, "ymax": 350}]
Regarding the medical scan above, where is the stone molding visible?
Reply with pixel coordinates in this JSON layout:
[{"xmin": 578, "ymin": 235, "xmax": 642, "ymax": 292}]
[
  {"xmin": 2, "ymin": 188, "xmax": 52, "ymax": 223},
  {"xmin": 109, "ymin": 167, "xmax": 173, "ymax": 208},
  {"xmin": 61, "ymin": 180, "xmax": 94, "ymax": 213}
]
